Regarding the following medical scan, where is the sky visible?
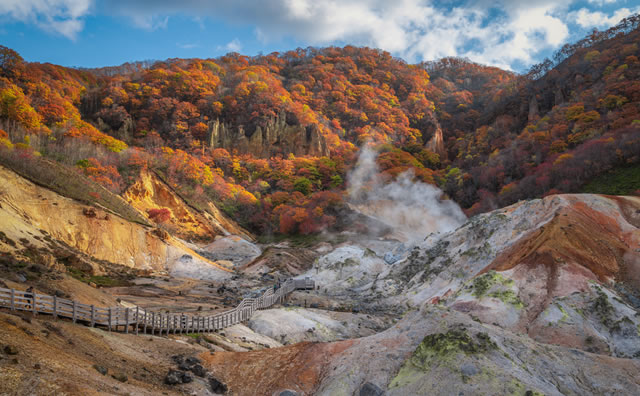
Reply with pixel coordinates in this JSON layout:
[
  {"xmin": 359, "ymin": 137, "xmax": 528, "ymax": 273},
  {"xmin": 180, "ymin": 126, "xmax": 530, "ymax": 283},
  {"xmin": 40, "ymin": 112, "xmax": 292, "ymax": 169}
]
[{"xmin": 1, "ymin": 0, "xmax": 639, "ymax": 72}]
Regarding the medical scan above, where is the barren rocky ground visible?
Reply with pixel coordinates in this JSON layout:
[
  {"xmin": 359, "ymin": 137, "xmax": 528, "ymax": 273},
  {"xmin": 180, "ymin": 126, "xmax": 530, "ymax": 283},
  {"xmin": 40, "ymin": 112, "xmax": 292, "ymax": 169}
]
[{"xmin": 2, "ymin": 165, "xmax": 640, "ymax": 395}]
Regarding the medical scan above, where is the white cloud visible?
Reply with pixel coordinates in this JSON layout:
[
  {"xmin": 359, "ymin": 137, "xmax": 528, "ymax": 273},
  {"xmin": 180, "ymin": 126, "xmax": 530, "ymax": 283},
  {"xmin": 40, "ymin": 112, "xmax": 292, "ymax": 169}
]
[
  {"xmin": 0, "ymin": 0, "xmax": 92, "ymax": 39},
  {"xmin": 571, "ymin": 7, "xmax": 639, "ymax": 28},
  {"xmin": 131, "ymin": 15, "xmax": 169, "ymax": 30},
  {"xmin": 2, "ymin": 0, "xmax": 637, "ymax": 68},
  {"xmin": 103, "ymin": 0, "xmax": 583, "ymax": 69},
  {"xmin": 218, "ymin": 38, "xmax": 242, "ymax": 53},
  {"xmin": 587, "ymin": 0, "xmax": 620, "ymax": 5},
  {"xmin": 178, "ymin": 42, "xmax": 199, "ymax": 49}
]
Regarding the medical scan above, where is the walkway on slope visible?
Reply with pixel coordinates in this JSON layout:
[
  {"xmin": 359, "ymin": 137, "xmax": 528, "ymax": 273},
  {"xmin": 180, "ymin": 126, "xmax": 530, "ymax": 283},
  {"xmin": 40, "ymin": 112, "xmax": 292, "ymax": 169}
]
[{"xmin": 0, "ymin": 278, "xmax": 315, "ymax": 335}]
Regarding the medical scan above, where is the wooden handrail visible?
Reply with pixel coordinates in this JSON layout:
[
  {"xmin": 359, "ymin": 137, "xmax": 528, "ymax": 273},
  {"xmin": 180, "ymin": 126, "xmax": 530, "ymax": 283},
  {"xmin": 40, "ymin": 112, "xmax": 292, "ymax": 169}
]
[{"xmin": 0, "ymin": 277, "xmax": 315, "ymax": 334}]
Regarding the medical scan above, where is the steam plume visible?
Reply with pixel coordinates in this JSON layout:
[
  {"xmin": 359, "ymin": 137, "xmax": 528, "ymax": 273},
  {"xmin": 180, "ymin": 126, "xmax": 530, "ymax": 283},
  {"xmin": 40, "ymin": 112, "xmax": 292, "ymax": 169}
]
[{"xmin": 348, "ymin": 146, "xmax": 466, "ymax": 244}]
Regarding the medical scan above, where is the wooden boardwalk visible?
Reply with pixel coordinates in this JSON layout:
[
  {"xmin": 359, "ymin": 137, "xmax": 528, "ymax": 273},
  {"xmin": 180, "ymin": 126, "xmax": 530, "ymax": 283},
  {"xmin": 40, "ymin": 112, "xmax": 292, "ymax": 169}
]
[{"xmin": 0, "ymin": 278, "xmax": 314, "ymax": 335}]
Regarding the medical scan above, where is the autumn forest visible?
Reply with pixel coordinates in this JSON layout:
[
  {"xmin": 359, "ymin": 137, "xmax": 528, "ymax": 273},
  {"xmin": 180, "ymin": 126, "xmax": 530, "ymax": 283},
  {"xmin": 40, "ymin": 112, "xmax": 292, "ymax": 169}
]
[{"xmin": 1, "ymin": 15, "xmax": 640, "ymax": 236}]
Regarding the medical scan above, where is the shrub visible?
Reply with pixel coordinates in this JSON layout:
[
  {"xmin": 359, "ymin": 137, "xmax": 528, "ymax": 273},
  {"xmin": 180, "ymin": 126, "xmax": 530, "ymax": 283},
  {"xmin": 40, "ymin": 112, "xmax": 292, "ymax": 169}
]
[{"xmin": 147, "ymin": 208, "xmax": 172, "ymax": 223}]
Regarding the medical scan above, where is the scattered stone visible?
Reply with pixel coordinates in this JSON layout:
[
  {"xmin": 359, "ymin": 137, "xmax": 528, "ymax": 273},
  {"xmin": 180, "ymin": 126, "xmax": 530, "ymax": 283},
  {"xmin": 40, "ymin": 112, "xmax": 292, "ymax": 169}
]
[
  {"xmin": 4, "ymin": 345, "xmax": 18, "ymax": 355},
  {"xmin": 111, "ymin": 372, "xmax": 128, "ymax": 383},
  {"xmin": 89, "ymin": 282, "xmax": 97, "ymax": 288},
  {"xmin": 209, "ymin": 377, "xmax": 228, "ymax": 394},
  {"xmin": 186, "ymin": 356, "xmax": 201, "ymax": 366},
  {"xmin": 82, "ymin": 208, "xmax": 97, "ymax": 218},
  {"xmin": 165, "ymin": 370, "xmax": 184, "ymax": 385},
  {"xmin": 191, "ymin": 364, "xmax": 207, "ymax": 377},
  {"xmin": 384, "ymin": 251, "xmax": 401, "ymax": 265},
  {"xmin": 93, "ymin": 364, "xmax": 108, "ymax": 375},
  {"xmin": 172, "ymin": 355, "xmax": 185, "ymax": 365},
  {"xmin": 279, "ymin": 390, "xmax": 299, "ymax": 396},
  {"xmin": 181, "ymin": 372, "xmax": 193, "ymax": 384},
  {"xmin": 460, "ymin": 363, "xmax": 479, "ymax": 377},
  {"xmin": 359, "ymin": 382, "xmax": 384, "ymax": 396},
  {"xmin": 33, "ymin": 363, "xmax": 41, "ymax": 370},
  {"xmin": 165, "ymin": 370, "xmax": 193, "ymax": 385}
]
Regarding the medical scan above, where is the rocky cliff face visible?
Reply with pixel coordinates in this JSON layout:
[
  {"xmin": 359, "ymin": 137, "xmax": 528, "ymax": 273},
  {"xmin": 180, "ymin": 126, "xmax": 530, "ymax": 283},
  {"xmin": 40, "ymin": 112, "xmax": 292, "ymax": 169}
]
[
  {"xmin": 208, "ymin": 112, "xmax": 330, "ymax": 158},
  {"xmin": 0, "ymin": 166, "xmax": 232, "ymax": 279},
  {"xmin": 122, "ymin": 169, "xmax": 252, "ymax": 242},
  {"xmin": 423, "ymin": 112, "xmax": 447, "ymax": 160},
  {"xmin": 200, "ymin": 194, "xmax": 640, "ymax": 395}
]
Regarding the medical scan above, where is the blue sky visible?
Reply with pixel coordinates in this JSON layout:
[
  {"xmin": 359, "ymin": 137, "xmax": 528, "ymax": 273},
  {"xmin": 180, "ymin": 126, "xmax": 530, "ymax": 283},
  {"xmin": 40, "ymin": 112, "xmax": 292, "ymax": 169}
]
[{"xmin": 1, "ymin": 0, "xmax": 639, "ymax": 72}]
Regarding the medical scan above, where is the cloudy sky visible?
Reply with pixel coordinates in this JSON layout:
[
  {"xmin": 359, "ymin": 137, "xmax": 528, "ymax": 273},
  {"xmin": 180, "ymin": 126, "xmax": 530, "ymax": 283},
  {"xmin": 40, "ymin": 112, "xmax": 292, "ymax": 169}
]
[{"xmin": 1, "ymin": 0, "xmax": 638, "ymax": 71}]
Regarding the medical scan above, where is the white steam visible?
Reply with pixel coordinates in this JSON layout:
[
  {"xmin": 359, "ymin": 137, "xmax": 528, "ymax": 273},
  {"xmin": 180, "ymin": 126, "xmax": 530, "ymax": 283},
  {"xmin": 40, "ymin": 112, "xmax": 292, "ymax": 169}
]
[{"xmin": 348, "ymin": 146, "xmax": 466, "ymax": 244}]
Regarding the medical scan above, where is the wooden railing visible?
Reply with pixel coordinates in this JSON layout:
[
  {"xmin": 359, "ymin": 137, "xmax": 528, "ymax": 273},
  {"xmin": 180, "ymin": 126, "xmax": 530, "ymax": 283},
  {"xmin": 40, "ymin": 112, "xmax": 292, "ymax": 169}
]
[{"xmin": 0, "ymin": 278, "xmax": 315, "ymax": 335}]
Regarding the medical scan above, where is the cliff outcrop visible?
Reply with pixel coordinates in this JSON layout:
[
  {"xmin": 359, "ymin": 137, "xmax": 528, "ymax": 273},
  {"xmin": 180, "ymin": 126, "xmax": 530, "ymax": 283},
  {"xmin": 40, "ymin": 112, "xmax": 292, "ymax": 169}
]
[
  {"xmin": 122, "ymin": 169, "xmax": 251, "ymax": 242},
  {"xmin": 207, "ymin": 112, "xmax": 330, "ymax": 158},
  {"xmin": 0, "ymin": 165, "xmax": 231, "ymax": 279}
]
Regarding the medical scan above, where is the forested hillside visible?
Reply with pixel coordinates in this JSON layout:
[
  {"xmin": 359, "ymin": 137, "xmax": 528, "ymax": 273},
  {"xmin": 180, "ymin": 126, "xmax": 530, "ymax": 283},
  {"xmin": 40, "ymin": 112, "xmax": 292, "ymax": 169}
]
[{"xmin": 1, "ymin": 14, "xmax": 639, "ymax": 234}]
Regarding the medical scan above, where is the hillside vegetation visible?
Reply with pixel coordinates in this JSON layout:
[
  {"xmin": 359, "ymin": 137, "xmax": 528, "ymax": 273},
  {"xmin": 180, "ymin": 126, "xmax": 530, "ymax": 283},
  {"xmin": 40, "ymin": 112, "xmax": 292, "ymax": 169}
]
[{"xmin": 1, "ymin": 14, "xmax": 639, "ymax": 234}]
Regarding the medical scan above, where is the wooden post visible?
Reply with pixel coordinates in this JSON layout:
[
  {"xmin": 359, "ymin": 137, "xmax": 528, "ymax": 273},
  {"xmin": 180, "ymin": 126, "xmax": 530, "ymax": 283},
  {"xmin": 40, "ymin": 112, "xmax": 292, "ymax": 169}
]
[
  {"xmin": 108, "ymin": 308, "xmax": 112, "ymax": 331},
  {"xmin": 32, "ymin": 292, "xmax": 37, "ymax": 316},
  {"xmin": 10, "ymin": 289, "xmax": 15, "ymax": 311},
  {"xmin": 143, "ymin": 311, "xmax": 148, "ymax": 334},
  {"xmin": 53, "ymin": 295, "xmax": 57, "ymax": 320},
  {"xmin": 151, "ymin": 312, "xmax": 156, "ymax": 335},
  {"xmin": 91, "ymin": 305, "xmax": 95, "ymax": 327},
  {"xmin": 135, "ymin": 307, "xmax": 139, "ymax": 335},
  {"xmin": 125, "ymin": 308, "xmax": 130, "ymax": 334},
  {"xmin": 180, "ymin": 314, "xmax": 184, "ymax": 334},
  {"xmin": 72, "ymin": 301, "xmax": 77, "ymax": 323}
]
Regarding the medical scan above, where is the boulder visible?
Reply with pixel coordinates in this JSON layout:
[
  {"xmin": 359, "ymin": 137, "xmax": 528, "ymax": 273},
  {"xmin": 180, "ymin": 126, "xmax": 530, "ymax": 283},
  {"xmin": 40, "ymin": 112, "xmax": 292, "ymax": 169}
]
[
  {"xmin": 111, "ymin": 372, "xmax": 128, "ymax": 383},
  {"xmin": 201, "ymin": 236, "xmax": 261, "ymax": 267},
  {"xmin": 359, "ymin": 382, "xmax": 384, "ymax": 396},
  {"xmin": 165, "ymin": 370, "xmax": 186, "ymax": 385},
  {"xmin": 3, "ymin": 345, "xmax": 18, "ymax": 355},
  {"xmin": 191, "ymin": 364, "xmax": 207, "ymax": 377},
  {"xmin": 209, "ymin": 376, "xmax": 228, "ymax": 394}
]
